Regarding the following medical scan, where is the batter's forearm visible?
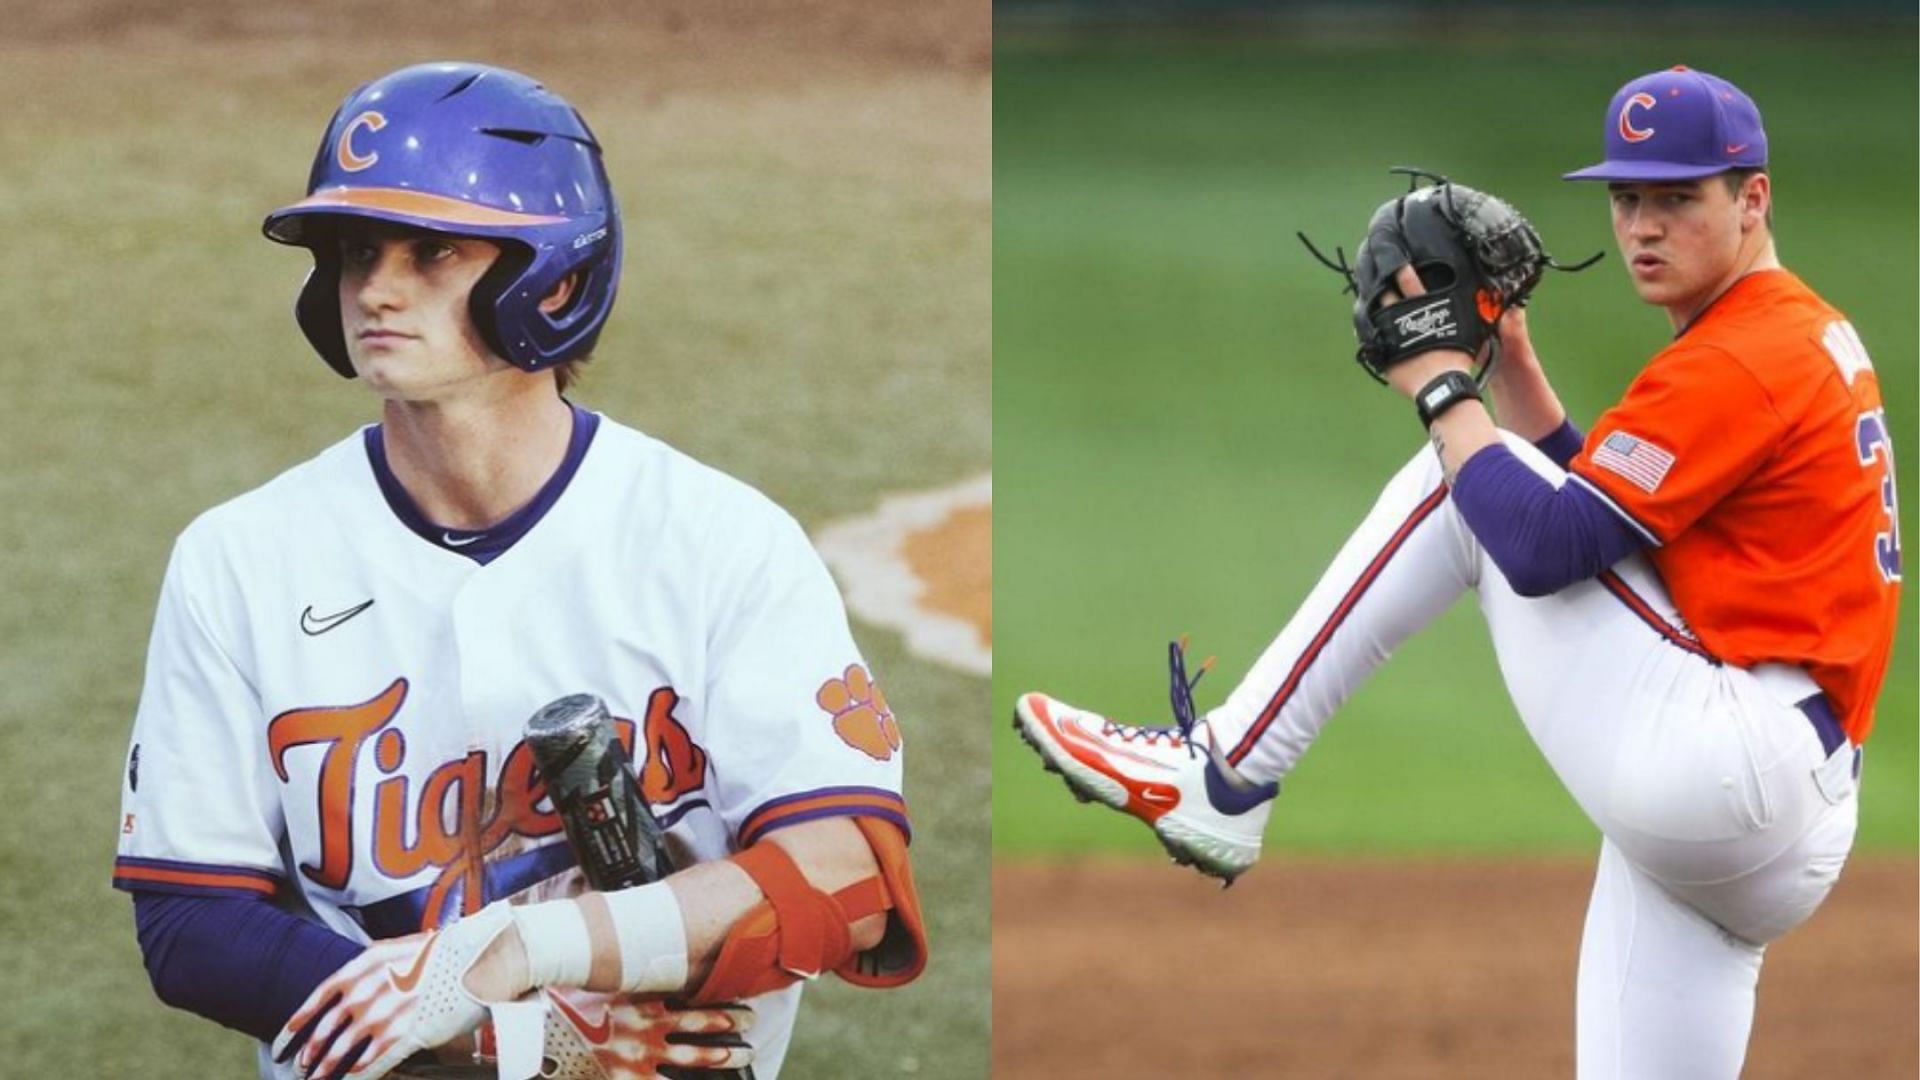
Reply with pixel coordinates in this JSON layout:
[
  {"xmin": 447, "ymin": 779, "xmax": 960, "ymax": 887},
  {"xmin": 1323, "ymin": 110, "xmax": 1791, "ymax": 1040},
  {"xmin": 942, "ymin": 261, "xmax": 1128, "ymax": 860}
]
[
  {"xmin": 489, "ymin": 816, "xmax": 887, "ymax": 996},
  {"xmin": 656, "ymin": 816, "xmax": 886, "ymax": 990}
]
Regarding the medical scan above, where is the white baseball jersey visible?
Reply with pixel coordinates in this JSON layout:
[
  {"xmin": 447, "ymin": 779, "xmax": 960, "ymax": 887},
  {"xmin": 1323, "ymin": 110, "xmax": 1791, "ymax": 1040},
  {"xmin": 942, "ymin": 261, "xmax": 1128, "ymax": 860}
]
[{"xmin": 114, "ymin": 407, "xmax": 910, "ymax": 1078}]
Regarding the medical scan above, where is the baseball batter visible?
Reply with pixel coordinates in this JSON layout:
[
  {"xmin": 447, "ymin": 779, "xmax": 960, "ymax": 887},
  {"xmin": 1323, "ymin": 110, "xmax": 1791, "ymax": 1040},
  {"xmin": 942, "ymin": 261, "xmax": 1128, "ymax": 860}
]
[
  {"xmin": 114, "ymin": 62, "xmax": 926, "ymax": 1079},
  {"xmin": 1016, "ymin": 66, "xmax": 1896, "ymax": 1077}
]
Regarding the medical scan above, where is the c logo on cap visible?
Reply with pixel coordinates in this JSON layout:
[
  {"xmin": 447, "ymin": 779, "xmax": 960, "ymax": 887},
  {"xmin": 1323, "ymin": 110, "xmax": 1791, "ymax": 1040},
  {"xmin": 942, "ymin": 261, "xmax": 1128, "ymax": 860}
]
[
  {"xmin": 337, "ymin": 111, "xmax": 387, "ymax": 173},
  {"xmin": 1618, "ymin": 93, "xmax": 1656, "ymax": 143}
]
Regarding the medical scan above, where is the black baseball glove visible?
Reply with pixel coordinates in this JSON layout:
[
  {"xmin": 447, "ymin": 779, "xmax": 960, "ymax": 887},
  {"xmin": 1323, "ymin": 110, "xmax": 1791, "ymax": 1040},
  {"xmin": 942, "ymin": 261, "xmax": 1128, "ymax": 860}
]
[{"xmin": 1301, "ymin": 168, "xmax": 1599, "ymax": 384}]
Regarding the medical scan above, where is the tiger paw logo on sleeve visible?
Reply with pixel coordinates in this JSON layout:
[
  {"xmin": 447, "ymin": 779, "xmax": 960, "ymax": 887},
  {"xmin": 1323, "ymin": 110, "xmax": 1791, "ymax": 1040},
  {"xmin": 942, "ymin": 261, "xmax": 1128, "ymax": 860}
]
[{"xmin": 818, "ymin": 664, "xmax": 901, "ymax": 761}]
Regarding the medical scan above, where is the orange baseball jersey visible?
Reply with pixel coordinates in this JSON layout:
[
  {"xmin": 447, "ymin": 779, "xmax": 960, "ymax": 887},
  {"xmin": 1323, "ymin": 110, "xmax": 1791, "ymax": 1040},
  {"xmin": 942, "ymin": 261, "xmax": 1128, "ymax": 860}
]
[{"xmin": 1567, "ymin": 270, "xmax": 1900, "ymax": 744}]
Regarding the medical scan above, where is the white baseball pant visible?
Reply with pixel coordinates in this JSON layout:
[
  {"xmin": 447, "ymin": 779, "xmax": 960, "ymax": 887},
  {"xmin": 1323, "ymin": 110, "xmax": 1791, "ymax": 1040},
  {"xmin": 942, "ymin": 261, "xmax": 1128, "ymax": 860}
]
[{"xmin": 1203, "ymin": 433, "xmax": 1859, "ymax": 1079}]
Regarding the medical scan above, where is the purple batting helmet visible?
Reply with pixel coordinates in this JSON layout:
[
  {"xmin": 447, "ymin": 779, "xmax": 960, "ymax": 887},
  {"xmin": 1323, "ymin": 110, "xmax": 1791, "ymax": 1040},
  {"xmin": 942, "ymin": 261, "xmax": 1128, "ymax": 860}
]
[
  {"xmin": 1565, "ymin": 65, "xmax": 1768, "ymax": 183},
  {"xmin": 263, "ymin": 62, "xmax": 622, "ymax": 378}
]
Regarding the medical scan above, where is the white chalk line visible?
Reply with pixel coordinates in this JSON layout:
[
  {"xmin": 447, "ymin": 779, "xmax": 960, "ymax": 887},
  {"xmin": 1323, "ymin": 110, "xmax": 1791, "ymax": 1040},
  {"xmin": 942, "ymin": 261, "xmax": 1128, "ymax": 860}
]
[{"xmin": 814, "ymin": 473, "xmax": 991, "ymax": 677}]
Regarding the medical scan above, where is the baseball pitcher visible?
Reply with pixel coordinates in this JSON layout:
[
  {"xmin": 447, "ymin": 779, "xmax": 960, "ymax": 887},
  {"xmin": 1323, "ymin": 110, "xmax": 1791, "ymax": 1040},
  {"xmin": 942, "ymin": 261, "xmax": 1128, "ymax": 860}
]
[
  {"xmin": 115, "ymin": 62, "xmax": 927, "ymax": 1080},
  {"xmin": 1016, "ymin": 65, "xmax": 1895, "ymax": 1077}
]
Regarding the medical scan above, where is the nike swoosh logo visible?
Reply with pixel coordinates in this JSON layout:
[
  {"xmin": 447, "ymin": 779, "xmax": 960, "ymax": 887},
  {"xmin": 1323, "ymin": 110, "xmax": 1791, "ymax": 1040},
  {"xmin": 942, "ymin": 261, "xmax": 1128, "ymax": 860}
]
[
  {"xmin": 547, "ymin": 990, "xmax": 613, "ymax": 1044},
  {"xmin": 442, "ymin": 532, "xmax": 482, "ymax": 548},
  {"xmin": 1139, "ymin": 790, "xmax": 1176, "ymax": 806},
  {"xmin": 1725, "ymin": 143, "xmax": 1748, "ymax": 154},
  {"xmin": 388, "ymin": 934, "xmax": 437, "ymax": 993},
  {"xmin": 300, "ymin": 599, "xmax": 374, "ymax": 636}
]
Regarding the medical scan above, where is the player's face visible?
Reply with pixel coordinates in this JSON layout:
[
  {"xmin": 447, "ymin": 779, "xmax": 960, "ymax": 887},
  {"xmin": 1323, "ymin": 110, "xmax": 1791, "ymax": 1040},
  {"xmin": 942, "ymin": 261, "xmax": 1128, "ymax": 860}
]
[
  {"xmin": 335, "ymin": 224, "xmax": 508, "ymax": 399},
  {"xmin": 1606, "ymin": 178, "xmax": 1754, "ymax": 326}
]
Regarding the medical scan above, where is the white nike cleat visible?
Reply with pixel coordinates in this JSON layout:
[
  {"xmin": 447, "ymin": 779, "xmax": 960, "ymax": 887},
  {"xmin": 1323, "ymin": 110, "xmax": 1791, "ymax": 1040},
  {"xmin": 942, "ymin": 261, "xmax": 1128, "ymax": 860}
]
[{"xmin": 1012, "ymin": 641, "xmax": 1279, "ymax": 884}]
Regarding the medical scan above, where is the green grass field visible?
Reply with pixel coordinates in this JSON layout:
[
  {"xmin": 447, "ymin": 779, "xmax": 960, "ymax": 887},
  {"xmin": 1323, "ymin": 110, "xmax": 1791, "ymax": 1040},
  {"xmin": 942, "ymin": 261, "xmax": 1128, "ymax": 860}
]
[
  {"xmin": 0, "ymin": 8, "xmax": 987, "ymax": 1077},
  {"xmin": 994, "ymin": 32, "xmax": 1918, "ymax": 858}
]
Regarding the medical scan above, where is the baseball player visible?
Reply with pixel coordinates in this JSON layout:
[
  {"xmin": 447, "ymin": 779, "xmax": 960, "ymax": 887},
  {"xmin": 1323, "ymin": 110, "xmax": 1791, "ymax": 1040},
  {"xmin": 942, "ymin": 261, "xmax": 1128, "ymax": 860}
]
[
  {"xmin": 113, "ymin": 62, "xmax": 927, "ymax": 1079},
  {"xmin": 1016, "ymin": 66, "xmax": 1896, "ymax": 1077}
]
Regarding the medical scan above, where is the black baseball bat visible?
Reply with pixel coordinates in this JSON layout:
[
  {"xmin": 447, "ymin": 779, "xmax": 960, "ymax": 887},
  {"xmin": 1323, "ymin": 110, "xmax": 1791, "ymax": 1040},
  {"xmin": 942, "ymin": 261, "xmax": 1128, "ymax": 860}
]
[{"xmin": 525, "ymin": 693, "xmax": 755, "ymax": 1080}]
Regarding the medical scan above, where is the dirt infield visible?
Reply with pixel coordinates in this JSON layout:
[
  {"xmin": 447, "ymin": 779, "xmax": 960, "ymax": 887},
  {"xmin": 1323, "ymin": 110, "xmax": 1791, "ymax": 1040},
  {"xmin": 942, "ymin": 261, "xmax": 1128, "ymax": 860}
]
[
  {"xmin": 903, "ymin": 502, "xmax": 993, "ymax": 650},
  {"xmin": 994, "ymin": 856, "xmax": 1918, "ymax": 1078}
]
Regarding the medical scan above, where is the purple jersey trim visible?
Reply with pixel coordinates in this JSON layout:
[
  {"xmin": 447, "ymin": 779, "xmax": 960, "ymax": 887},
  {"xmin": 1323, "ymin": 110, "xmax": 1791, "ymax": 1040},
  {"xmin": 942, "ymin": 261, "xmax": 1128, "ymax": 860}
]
[
  {"xmin": 736, "ymin": 786, "xmax": 912, "ymax": 849},
  {"xmin": 363, "ymin": 403, "xmax": 601, "ymax": 565},
  {"xmin": 1451, "ymin": 444, "xmax": 1648, "ymax": 597},
  {"xmin": 113, "ymin": 855, "xmax": 285, "ymax": 899},
  {"xmin": 746, "ymin": 804, "xmax": 913, "ymax": 847},
  {"xmin": 132, "ymin": 891, "xmax": 363, "ymax": 1043},
  {"xmin": 1533, "ymin": 417, "xmax": 1586, "ymax": 470}
]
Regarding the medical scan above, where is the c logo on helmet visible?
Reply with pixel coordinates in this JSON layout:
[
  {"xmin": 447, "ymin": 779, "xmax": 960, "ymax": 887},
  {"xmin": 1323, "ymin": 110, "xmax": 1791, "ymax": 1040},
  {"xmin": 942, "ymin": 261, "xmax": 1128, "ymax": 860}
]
[
  {"xmin": 337, "ymin": 111, "xmax": 387, "ymax": 172},
  {"xmin": 1618, "ymin": 93, "xmax": 1656, "ymax": 143}
]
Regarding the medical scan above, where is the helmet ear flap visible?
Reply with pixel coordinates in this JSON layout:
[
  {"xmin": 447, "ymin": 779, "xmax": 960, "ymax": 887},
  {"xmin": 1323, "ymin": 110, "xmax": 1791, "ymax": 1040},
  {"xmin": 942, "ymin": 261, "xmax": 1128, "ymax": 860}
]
[
  {"xmin": 294, "ymin": 251, "xmax": 355, "ymax": 378},
  {"xmin": 468, "ymin": 241, "xmax": 534, "ymax": 368},
  {"xmin": 468, "ymin": 236, "xmax": 618, "ymax": 371}
]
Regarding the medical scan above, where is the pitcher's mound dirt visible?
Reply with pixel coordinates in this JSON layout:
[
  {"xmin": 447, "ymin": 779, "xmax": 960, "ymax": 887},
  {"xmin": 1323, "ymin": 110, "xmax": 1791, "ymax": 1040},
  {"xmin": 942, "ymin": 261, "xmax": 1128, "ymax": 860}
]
[{"xmin": 993, "ymin": 856, "xmax": 1916, "ymax": 1078}]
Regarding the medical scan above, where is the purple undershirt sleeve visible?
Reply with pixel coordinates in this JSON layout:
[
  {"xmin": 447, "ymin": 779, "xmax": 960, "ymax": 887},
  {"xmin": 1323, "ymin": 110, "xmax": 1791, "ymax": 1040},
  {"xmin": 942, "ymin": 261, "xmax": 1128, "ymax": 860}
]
[
  {"xmin": 133, "ymin": 890, "xmax": 365, "ymax": 1043},
  {"xmin": 1532, "ymin": 417, "xmax": 1586, "ymax": 470},
  {"xmin": 1450, "ymin": 443, "xmax": 1647, "ymax": 597}
]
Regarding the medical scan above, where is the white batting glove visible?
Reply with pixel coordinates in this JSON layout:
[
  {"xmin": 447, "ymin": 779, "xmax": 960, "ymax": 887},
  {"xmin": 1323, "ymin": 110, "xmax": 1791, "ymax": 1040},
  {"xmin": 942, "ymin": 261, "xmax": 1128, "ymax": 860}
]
[
  {"xmin": 272, "ymin": 901, "xmax": 517, "ymax": 1080},
  {"xmin": 526, "ymin": 988, "xmax": 755, "ymax": 1079}
]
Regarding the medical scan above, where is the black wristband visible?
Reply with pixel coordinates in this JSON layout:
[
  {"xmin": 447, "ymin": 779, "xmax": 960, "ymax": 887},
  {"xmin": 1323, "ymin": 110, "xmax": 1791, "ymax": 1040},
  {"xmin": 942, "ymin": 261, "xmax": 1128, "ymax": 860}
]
[{"xmin": 1414, "ymin": 369, "xmax": 1482, "ymax": 429}]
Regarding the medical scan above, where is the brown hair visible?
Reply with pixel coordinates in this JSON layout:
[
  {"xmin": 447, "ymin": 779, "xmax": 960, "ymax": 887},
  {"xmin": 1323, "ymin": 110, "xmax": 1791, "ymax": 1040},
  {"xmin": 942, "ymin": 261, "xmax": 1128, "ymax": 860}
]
[{"xmin": 552, "ymin": 357, "xmax": 586, "ymax": 394}]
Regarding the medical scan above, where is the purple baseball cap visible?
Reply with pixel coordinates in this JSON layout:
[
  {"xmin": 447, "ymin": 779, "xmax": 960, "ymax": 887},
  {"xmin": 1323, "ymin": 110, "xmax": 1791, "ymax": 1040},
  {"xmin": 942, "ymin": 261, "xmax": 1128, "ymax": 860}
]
[{"xmin": 1564, "ymin": 65, "xmax": 1768, "ymax": 182}]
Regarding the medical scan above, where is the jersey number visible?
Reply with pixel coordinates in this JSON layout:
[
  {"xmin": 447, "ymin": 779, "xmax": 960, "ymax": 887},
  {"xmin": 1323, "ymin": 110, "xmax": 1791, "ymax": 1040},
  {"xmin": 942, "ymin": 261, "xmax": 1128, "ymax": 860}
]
[{"xmin": 1856, "ymin": 409, "xmax": 1901, "ymax": 583}]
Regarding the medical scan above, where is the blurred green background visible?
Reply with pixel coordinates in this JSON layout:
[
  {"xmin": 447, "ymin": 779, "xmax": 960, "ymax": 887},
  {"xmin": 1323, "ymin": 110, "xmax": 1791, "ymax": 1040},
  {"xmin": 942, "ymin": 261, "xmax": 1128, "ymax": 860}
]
[
  {"xmin": 0, "ymin": 3, "xmax": 988, "ymax": 1076},
  {"xmin": 994, "ymin": 30, "xmax": 1917, "ymax": 858}
]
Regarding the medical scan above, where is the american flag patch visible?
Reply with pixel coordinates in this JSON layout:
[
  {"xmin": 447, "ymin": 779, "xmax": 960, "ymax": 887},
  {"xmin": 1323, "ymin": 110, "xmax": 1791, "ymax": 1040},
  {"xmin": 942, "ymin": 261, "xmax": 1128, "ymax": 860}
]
[{"xmin": 1592, "ymin": 431, "xmax": 1676, "ymax": 493}]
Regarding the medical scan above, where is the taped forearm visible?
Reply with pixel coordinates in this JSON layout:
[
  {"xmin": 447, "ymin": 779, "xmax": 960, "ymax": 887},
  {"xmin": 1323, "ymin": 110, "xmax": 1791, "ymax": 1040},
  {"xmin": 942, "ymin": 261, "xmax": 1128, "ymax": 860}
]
[
  {"xmin": 513, "ymin": 817, "xmax": 916, "ymax": 999},
  {"xmin": 132, "ymin": 891, "xmax": 363, "ymax": 1042},
  {"xmin": 1451, "ymin": 443, "xmax": 1645, "ymax": 596},
  {"xmin": 510, "ymin": 883, "xmax": 691, "ymax": 995}
]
